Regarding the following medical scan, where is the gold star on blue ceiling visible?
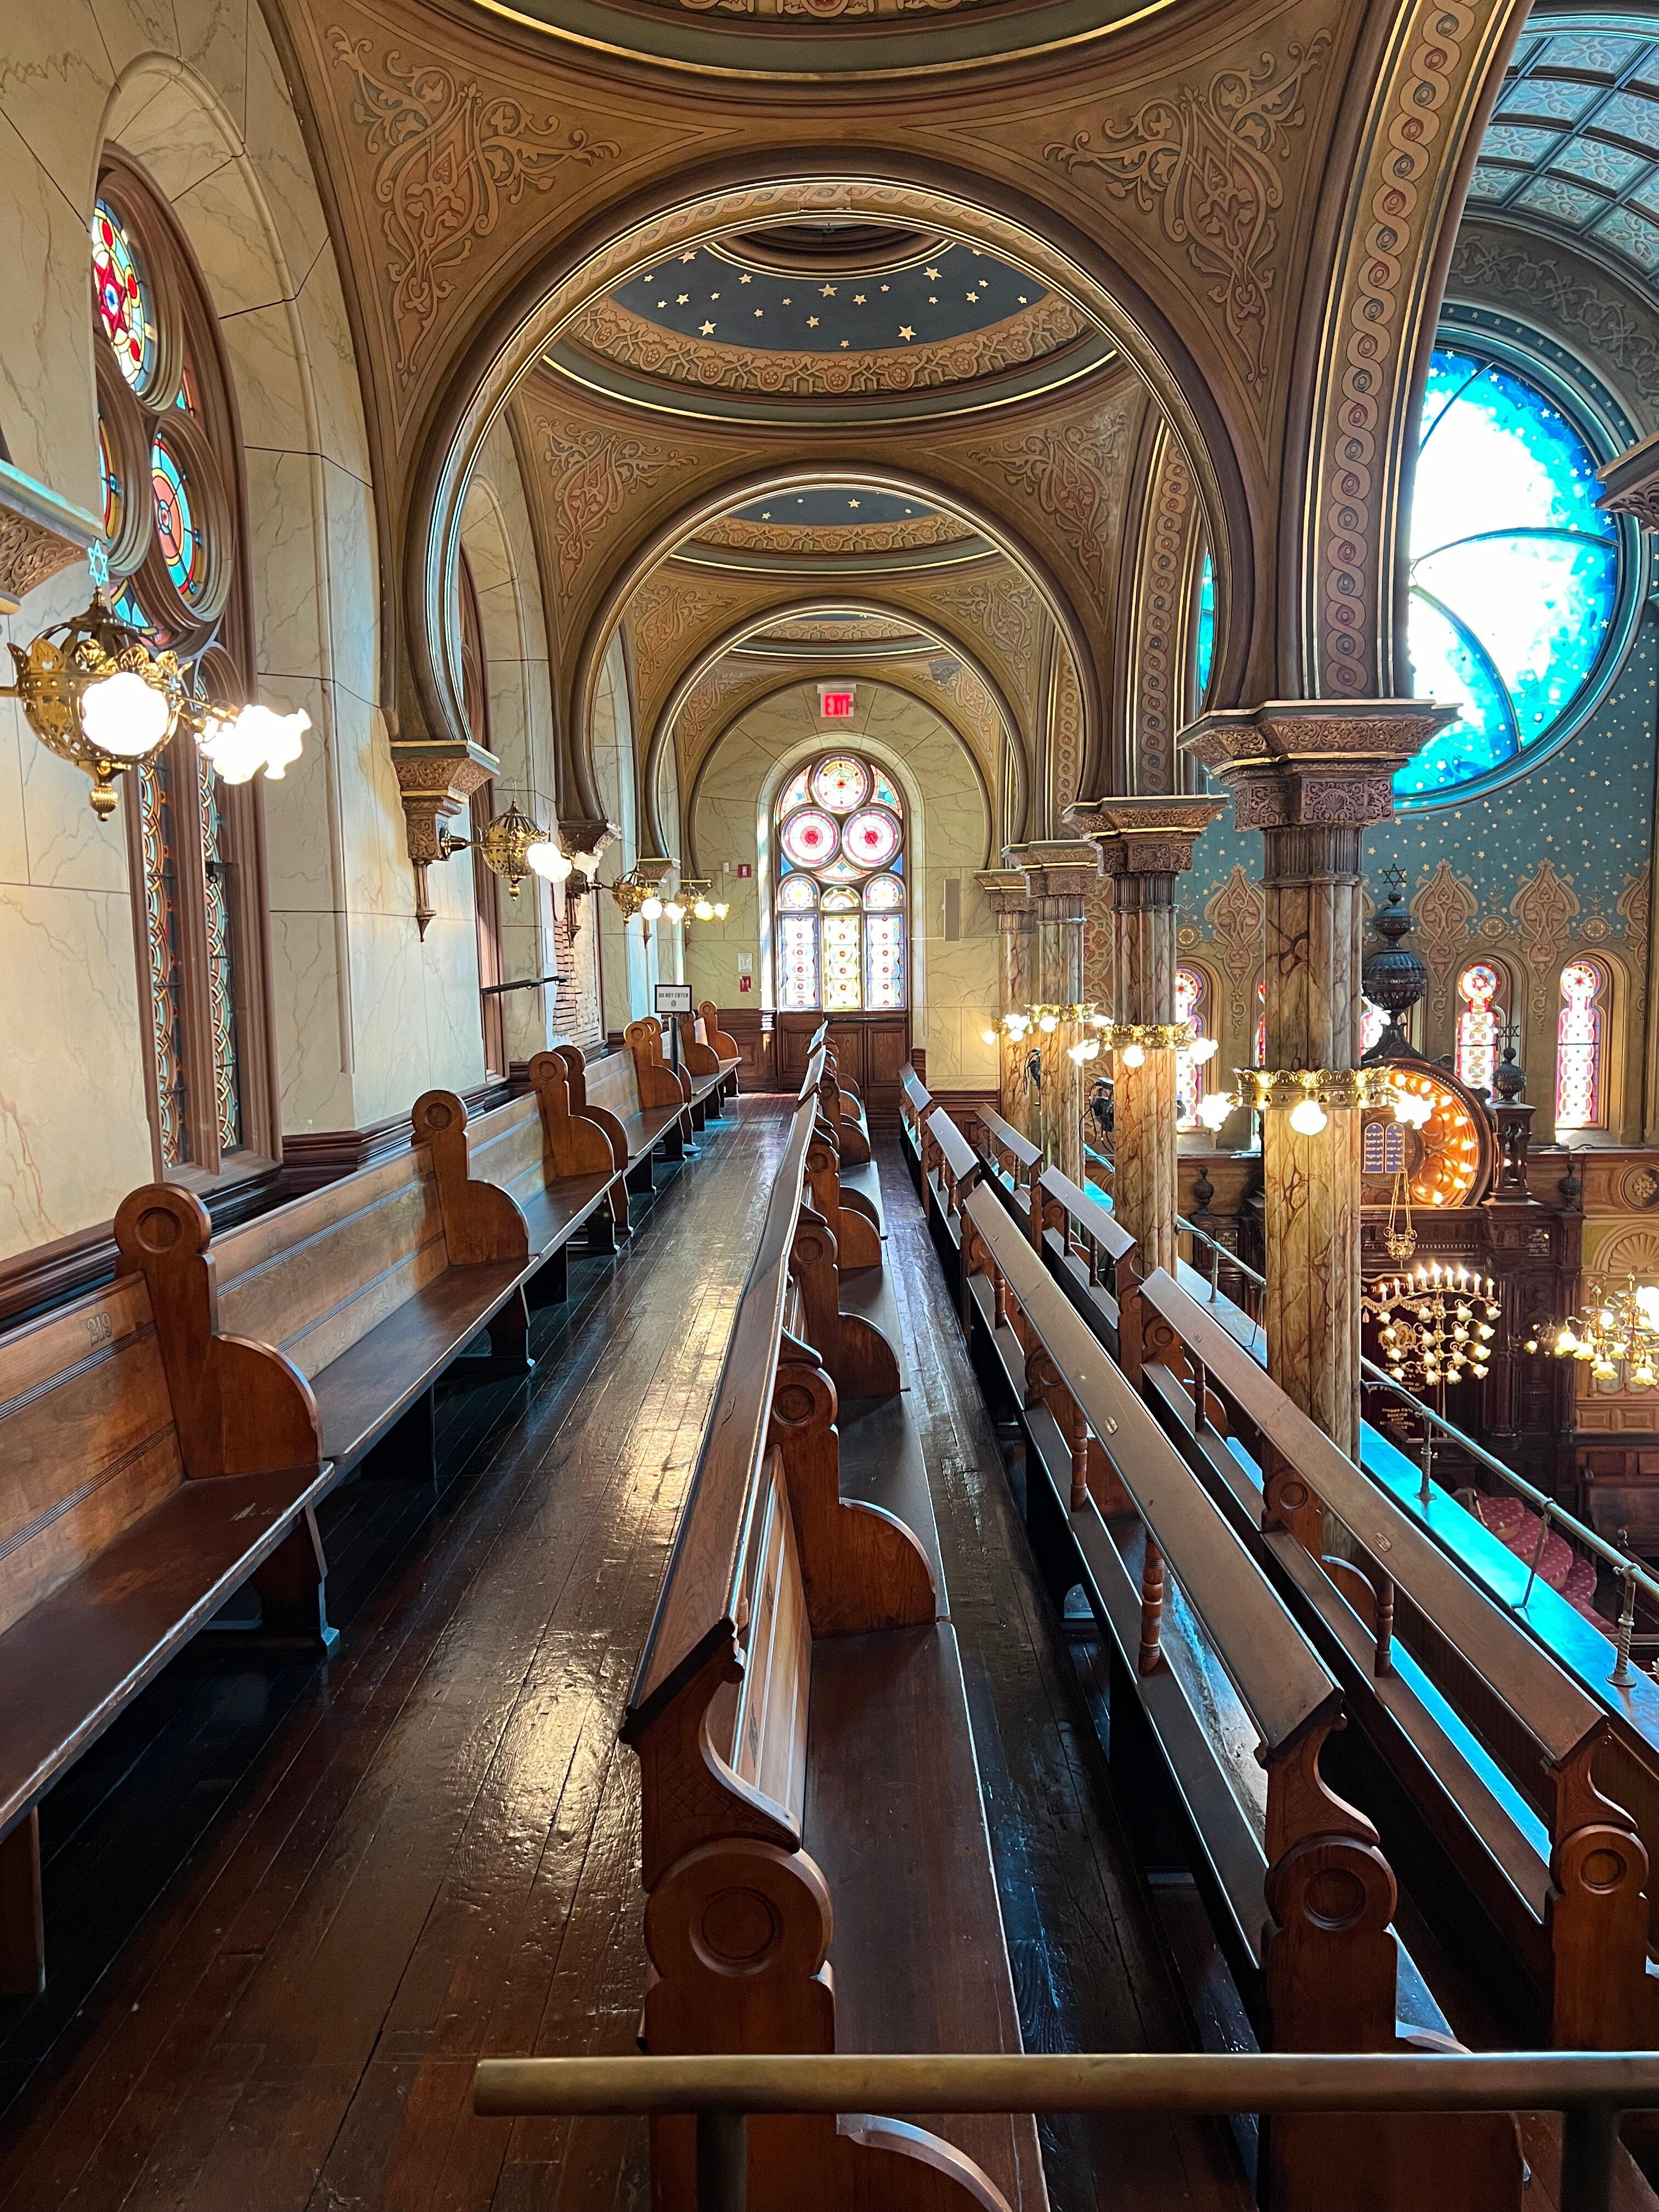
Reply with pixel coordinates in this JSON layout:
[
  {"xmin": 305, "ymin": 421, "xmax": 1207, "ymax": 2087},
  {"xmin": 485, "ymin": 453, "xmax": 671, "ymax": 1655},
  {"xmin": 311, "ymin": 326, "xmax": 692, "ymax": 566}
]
[{"xmin": 608, "ymin": 242, "xmax": 1048, "ymax": 354}]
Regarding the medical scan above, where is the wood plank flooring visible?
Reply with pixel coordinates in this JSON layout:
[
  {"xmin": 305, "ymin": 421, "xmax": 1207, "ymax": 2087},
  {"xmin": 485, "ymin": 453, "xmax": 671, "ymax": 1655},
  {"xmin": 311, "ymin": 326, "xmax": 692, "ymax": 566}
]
[{"xmin": 0, "ymin": 1110, "xmax": 1247, "ymax": 2212}]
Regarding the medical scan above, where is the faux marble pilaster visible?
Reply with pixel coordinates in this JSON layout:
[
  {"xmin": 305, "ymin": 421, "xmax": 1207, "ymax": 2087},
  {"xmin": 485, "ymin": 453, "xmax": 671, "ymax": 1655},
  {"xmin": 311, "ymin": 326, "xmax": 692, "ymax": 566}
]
[
  {"xmin": 1070, "ymin": 798, "xmax": 1227, "ymax": 1278},
  {"xmin": 977, "ymin": 867, "xmax": 1036, "ymax": 1138},
  {"xmin": 1184, "ymin": 703, "xmax": 1452, "ymax": 1455},
  {"xmin": 1010, "ymin": 840, "xmax": 1099, "ymax": 1181}
]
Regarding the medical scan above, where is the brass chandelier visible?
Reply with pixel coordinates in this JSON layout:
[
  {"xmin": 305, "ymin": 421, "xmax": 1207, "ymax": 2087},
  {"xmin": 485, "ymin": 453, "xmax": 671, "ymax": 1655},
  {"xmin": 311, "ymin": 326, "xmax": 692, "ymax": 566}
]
[
  {"xmin": 1543, "ymin": 1279, "xmax": 1659, "ymax": 1389},
  {"xmin": 1363, "ymin": 1261, "xmax": 1501, "ymax": 1392},
  {"xmin": 441, "ymin": 799, "xmax": 603, "ymax": 900},
  {"xmin": 3, "ymin": 584, "xmax": 307, "ymax": 817}
]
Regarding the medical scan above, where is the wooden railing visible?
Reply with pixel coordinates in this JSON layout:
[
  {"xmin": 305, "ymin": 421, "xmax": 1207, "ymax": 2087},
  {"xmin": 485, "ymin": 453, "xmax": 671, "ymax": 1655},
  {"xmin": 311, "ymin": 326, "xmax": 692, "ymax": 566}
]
[{"xmin": 474, "ymin": 2048, "xmax": 1659, "ymax": 2212}]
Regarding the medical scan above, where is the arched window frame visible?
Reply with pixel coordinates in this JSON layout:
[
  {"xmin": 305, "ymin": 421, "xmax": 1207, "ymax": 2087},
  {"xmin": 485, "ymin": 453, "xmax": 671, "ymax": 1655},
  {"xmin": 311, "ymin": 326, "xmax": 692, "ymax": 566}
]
[
  {"xmin": 94, "ymin": 152, "xmax": 276, "ymax": 1183},
  {"xmin": 1174, "ymin": 962, "xmax": 1216, "ymax": 1130},
  {"xmin": 1403, "ymin": 309, "xmax": 1644, "ymax": 812},
  {"xmin": 1454, "ymin": 958, "xmax": 1513, "ymax": 1097},
  {"xmin": 773, "ymin": 751, "xmax": 909, "ymax": 1015},
  {"xmin": 457, "ymin": 550, "xmax": 507, "ymax": 1079},
  {"xmin": 1556, "ymin": 956, "xmax": 1612, "ymax": 1135}
]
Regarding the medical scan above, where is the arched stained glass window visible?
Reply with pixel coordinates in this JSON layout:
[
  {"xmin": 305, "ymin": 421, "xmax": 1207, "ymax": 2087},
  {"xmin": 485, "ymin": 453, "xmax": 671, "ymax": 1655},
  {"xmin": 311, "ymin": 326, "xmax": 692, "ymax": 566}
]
[
  {"xmin": 1174, "ymin": 967, "xmax": 1210, "ymax": 1128},
  {"xmin": 92, "ymin": 159, "xmax": 262, "ymax": 1175},
  {"xmin": 1556, "ymin": 959, "xmax": 1608, "ymax": 1131},
  {"xmin": 1455, "ymin": 963, "xmax": 1505, "ymax": 1095},
  {"xmin": 1193, "ymin": 548, "xmax": 1216, "ymax": 704},
  {"xmin": 775, "ymin": 752, "xmax": 907, "ymax": 1013},
  {"xmin": 1254, "ymin": 975, "xmax": 1267, "ymax": 1069},
  {"xmin": 1404, "ymin": 345, "xmax": 1621, "ymax": 804},
  {"xmin": 1360, "ymin": 998, "xmax": 1387, "ymax": 1056}
]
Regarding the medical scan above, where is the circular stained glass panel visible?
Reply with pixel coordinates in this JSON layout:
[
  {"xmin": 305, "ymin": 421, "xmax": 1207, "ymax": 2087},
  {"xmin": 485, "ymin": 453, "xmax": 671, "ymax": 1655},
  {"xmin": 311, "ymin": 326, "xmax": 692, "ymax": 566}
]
[
  {"xmin": 1404, "ymin": 346, "xmax": 1620, "ymax": 804},
  {"xmin": 92, "ymin": 200, "xmax": 156, "ymax": 394},
  {"xmin": 842, "ymin": 807, "xmax": 901, "ymax": 870},
  {"xmin": 780, "ymin": 808, "xmax": 839, "ymax": 870},
  {"xmin": 777, "ymin": 873, "xmax": 819, "ymax": 911},
  {"xmin": 811, "ymin": 755, "xmax": 871, "ymax": 814},
  {"xmin": 863, "ymin": 872, "xmax": 904, "ymax": 911},
  {"xmin": 151, "ymin": 436, "xmax": 206, "ymax": 603}
]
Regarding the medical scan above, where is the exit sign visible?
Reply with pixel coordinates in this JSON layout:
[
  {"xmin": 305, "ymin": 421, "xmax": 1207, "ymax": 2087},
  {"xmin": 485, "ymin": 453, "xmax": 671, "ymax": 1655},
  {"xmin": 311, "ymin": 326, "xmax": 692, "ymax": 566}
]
[{"xmin": 820, "ymin": 685, "xmax": 855, "ymax": 719}]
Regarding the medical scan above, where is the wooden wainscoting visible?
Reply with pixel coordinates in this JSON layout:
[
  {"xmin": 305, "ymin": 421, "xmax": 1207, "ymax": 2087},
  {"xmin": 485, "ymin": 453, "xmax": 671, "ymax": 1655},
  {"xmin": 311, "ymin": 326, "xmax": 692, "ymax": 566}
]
[{"xmin": 775, "ymin": 1012, "xmax": 910, "ymax": 1117}]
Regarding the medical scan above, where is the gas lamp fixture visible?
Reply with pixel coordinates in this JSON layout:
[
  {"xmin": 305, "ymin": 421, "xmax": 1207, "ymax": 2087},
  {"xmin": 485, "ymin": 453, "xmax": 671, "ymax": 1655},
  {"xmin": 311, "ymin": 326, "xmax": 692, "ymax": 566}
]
[{"xmin": 3, "ymin": 580, "xmax": 307, "ymax": 817}]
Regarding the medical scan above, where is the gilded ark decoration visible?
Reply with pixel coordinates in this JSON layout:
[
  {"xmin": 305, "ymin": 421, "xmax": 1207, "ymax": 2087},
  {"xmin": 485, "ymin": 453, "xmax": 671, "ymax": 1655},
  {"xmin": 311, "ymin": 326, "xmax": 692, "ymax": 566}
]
[
  {"xmin": 1046, "ymin": 34, "xmax": 1331, "ymax": 387},
  {"xmin": 326, "ymin": 32, "xmax": 619, "ymax": 380},
  {"xmin": 562, "ymin": 295, "xmax": 1089, "ymax": 399}
]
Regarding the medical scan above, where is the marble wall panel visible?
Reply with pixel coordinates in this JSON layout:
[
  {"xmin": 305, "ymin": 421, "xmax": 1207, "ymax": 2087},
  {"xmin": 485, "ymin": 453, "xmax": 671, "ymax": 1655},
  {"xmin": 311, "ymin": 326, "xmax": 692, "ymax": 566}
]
[{"xmin": 271, "ymin": 909, "xmax": 352, "ymax": 1133}]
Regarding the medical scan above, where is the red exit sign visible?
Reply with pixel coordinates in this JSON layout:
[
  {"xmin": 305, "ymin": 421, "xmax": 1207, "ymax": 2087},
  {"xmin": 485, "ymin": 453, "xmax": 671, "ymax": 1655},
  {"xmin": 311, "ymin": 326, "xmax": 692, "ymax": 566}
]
[{"xmin": 819, "ymin": 686, "xmax": 855, "ymax": 719}]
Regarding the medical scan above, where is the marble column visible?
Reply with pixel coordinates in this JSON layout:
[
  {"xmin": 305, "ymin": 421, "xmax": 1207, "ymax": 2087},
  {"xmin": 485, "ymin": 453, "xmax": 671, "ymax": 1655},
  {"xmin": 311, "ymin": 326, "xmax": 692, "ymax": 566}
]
[
  {"xmin": 1008, "ymin": 839, "xmax": 1101, "ymax": 1181},
  {"xmin": 1068, "ymin": 798, "xmax": 1227, "ymax": 1278},
  {"xmin": 977, "ymin": 868, "xmax": 1037, "ymax": 1140},
  {"xmin": 1184, "ymin": 703, "xmax": 1451, "ymax": 1455}
]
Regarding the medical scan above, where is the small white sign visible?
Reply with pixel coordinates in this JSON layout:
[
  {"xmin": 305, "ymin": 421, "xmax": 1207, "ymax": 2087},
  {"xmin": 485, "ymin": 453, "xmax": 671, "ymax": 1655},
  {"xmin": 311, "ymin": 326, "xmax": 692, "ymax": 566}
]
[
  {"xmin": 654, "ymin": 983, "xmax": 693, "ymax": 1015},
  {"xmin": 737, "ymin": 952, "xmax": 754, "ymax": 975}
]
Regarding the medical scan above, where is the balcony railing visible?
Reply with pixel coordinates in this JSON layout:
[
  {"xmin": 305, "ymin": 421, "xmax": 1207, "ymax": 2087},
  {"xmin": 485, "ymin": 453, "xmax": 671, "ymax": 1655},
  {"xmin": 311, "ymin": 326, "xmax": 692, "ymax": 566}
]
[{"xmin": 472, "ymin": 2049, "xmax": 1659, "ymax": 2212}]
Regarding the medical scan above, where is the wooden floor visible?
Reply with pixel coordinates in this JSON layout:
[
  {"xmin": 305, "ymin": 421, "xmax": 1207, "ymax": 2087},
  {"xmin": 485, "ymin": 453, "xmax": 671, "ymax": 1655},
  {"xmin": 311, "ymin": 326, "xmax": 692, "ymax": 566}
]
[{"xmin": 0, "ymin": 1108, "xmax": 1246, "ymax": 2212}]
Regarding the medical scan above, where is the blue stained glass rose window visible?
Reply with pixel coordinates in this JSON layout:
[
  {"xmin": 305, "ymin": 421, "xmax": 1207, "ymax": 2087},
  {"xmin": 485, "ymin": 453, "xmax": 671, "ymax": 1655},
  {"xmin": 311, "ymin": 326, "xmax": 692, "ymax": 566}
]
[{"xmin": 1402, "ymin": 346, "xmax": 1620, "ymax": 803}]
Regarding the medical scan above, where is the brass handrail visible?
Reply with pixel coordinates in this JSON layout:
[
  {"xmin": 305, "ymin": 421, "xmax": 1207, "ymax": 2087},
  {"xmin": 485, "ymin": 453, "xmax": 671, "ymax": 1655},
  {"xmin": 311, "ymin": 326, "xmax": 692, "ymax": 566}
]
[{"xmin": 473, "ymin": 2049, "xmax": 1659, "ymax": 2212}]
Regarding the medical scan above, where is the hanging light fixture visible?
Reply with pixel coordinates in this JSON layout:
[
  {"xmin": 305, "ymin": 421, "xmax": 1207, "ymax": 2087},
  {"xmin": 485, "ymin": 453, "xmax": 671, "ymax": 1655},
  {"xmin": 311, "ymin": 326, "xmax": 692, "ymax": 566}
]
[
  {"xmin": 1363, "ymin": 1262, "xmax": 1501, "ymax": 1394},
  {"xmin": 1541, "ymin": 1278, "xmax": 1659, "ymax": 1387},
  {"xmin": 2, "ymin": 584, "xmax": 308, "ymax": 817},
  {"xmin": 439, "ymin": 798, "xmax": 550, "ymax": 899}
]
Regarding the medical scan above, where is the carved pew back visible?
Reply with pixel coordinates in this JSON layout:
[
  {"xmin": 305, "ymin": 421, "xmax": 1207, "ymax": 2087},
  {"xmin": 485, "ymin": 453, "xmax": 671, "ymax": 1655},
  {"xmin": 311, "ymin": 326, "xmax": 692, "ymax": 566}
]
[
  {"xmin": 623, "ymin": 1097, "xmax": 1037, "ymax": 2212},
  {"xmin": 1135, "ymin": 1263, "xmax": 1657, "ymax": 2058},
  {"xmin": 963, "ymin": 1184, "xmax": 1526, "ymax": 2212}
]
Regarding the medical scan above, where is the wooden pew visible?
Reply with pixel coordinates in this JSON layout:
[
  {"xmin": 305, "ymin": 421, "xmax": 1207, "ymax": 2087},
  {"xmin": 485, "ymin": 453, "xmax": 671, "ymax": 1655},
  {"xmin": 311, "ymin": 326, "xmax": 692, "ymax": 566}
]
[
  {"xmin": 121, "ymin": 1090, "xmax": 538, "ymax": 1491},
  {"xmin": 977, "ymin": 1107, "xmax": 1041, "ymax": 1221},
  {"xmin": 1030, "ymin": 1163, "xmax": 1138, "ymax": 1362},
  {"xmin": 0, "ymin": 1185, "xmax": 336, "ymax": 1993},
  {"xmin": 960, "ymin": 1181, "xmax": 1523, "ymax": 2212},
  {"xmin": 898, "ymin": 1063, "xmax": 930, "ymax": 1197},
  {"xmin": 559, "ymin": 1040, "xmax": 689, "ymax": 1194},
  {"xmin": 798, "ymin": 1057, "xmax": 884, "ymax": 1273},
  {"xmin": 1135, "ymin": 1264, "xmax": 1659, "ymax": 2063},
  {"xmin": 922, "ymin": 1105, "xmax": 981, "ymax": 1305},
  {"xmin": 678, "ymin": 1005, "xmax": 741, "ymax": 1113},
  {"xmin": 621, "ymin": 1093, "xmax": 1045, "ymax": 2212},
  {"xmin": 461, "ymin": 1056, "xmax": 628, "ymax": 1303}
]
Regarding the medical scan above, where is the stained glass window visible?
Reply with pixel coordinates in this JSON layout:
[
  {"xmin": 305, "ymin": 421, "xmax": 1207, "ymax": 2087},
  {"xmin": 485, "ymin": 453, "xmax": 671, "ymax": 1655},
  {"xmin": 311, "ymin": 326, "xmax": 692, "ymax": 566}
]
[
  {"xmin": 774, "ymin": 750, "xmax": 907, "ymax": 1012},
  {"xmin": 1254, "ymin": 977, "xmax": 1267, "ymax": 1069},
  {"xmin": 138, "ymin": 757, "xmax": 191, "ymax": 1166},
  {"xmin": 151, "ymin": 436, "xmax": 206, "ymax": 603},
  {"xmin": 1193, "ymin": 549, "xmax": 1216, "ymax": 703},
  {"xmin": 1404, "ymin": 346, "xmax": 1620, "ymax": 803},
  {"xmin": 92, "ymin": 198, "xmax": 156, "ymax": 394},
  {"xmin": 198, "ymin": 754, "xmax": 242, "ymax": 1152},
  {"xmin": 811, "ymin": 755, "xmax": 870, "ymax": 813},
  {"xmin": 1455, "ymin": 963, "xmax": 1503, "ymax": 1096},
  {"xmin": 98, "ymin": 416, "xmax": 123, "ymax": 543},
  {"xmin": 1361, "ymin": 998, "xmax": 1387, "ymax": 1055},
  {"xmin": 1174, "ymin": 967, "xmax": 1209, "ymax": 1129},
  {"xmin": 1556, "ymin": 960, "xmax": 1606, "ymax": 1130}
]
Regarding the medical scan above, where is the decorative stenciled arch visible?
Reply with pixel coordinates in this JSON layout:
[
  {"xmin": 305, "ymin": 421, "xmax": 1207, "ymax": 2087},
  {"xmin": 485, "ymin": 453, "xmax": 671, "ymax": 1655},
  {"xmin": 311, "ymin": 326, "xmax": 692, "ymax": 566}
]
[
  {"xmin": 401, "ymin": 156, "xmax": 1254, "ymax": 783},
  {"xmin": 579, "ymin": 467, "xmax": 1081, "ymax": 842},
  {"xmin": 649, "ymin": 594, "xmax": 1024, "ymax": 860},
  {"xmin": 682, "ymin": 668, "xmax": 999, "ymax": 879}
]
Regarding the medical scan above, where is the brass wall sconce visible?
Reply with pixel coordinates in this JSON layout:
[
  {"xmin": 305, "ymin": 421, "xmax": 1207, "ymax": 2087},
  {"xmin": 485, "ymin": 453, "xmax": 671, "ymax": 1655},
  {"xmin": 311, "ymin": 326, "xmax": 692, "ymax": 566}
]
[
  {"xmin": 3, "ymin": 582, "xmax": 307, "ymax": 817},
  {"xmin": 679, "ymin": 877, "xmax": 729, "ymax": 926},
  {"xmin": 441, "ymin": 800, "xmax": 607, "ymax": 906}
]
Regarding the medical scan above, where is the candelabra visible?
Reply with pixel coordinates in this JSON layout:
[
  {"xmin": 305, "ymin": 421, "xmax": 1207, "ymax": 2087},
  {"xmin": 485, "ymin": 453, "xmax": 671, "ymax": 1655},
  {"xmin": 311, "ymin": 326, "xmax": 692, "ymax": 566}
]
[{"xmin": 1363, "ymin": 1261, "xmax": 1500, "ymax": 1392}]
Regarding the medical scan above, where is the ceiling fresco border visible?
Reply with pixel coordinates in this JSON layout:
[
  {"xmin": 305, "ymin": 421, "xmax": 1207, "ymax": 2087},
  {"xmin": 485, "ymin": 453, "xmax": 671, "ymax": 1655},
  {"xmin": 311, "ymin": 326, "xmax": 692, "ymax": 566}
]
[
  {"xmin": 651, "ymin": 594, "xmax": 1028, "ymax": 851},
  {"xmin": 447, "ymin": 0, "xmax": 1186, "ymax": 82},
  {"xmin": 680, "ymin": 671, "xmax": 1003, "ymax": 878},
  {"xmin": 395, "ymin": 161, "xmax": 1252, "ymax": 791}
]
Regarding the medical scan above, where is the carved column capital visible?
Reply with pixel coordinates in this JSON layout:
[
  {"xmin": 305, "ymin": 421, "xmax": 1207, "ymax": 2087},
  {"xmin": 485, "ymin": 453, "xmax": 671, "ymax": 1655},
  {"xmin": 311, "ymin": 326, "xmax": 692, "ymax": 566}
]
[
  {"xmin": 0, "ymin": 459, "xmax": 102, "ymax": 615},
  {"xmin": 1181, "ymin": 699, "xmax": 1454, "ymax": 834},
  {"xmin": 975, "ymin": 867, "xmax": 1035, "ymax": 925},
  {"xmin": 390, "ymin": 732, "xmax": 499, "ymax": 938},
  {"xmin": 1068, "ymin": 795, "xmax": 1229, "ymax": 882},
  {"xmin": 1598, "ymin": 430, "xmax": 1659, "ymax": 530}
]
